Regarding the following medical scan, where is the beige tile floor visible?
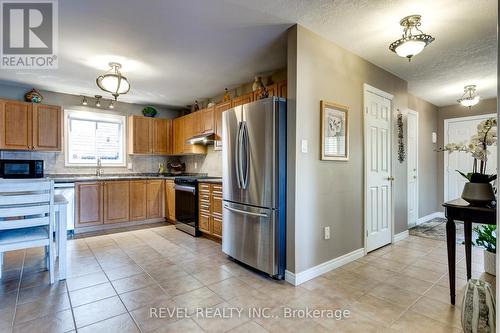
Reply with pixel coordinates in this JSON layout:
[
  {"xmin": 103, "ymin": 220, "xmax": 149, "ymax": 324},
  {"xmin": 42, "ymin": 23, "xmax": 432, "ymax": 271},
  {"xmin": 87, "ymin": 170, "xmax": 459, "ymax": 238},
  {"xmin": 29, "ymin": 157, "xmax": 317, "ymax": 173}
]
[{"xmin": 0, "ymin": 225, "xmax": 495, "ymax": 333}]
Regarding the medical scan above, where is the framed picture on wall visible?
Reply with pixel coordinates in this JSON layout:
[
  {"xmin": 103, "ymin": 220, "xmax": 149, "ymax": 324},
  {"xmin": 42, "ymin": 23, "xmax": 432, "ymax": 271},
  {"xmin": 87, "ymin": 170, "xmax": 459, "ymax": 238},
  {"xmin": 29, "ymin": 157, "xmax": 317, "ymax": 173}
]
[{"xmin": 320, "ymin": 101, "xmax": 349, "ymax": 161}]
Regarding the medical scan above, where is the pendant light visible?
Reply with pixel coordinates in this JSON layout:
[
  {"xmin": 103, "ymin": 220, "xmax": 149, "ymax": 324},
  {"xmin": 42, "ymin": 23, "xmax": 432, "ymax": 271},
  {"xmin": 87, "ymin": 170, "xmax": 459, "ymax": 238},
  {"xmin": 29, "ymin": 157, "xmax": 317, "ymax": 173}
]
[
  {"xmin": 458, "ymin": 85, "xmax": 480, "ymax": 108},
  {"xmin": 389, "ymin": 15, "xmax": 434, "ymax": 61},
  {"xmin": 109, "ymin": 100, "xmax": 115, "ymax": 109},
  {"xmin": 81, "ymin": 96, "xmax": 88, "ymax": 106},
  {"xmin": 96, "ymin": 62, "xmax": 131, "ymax": 100}
]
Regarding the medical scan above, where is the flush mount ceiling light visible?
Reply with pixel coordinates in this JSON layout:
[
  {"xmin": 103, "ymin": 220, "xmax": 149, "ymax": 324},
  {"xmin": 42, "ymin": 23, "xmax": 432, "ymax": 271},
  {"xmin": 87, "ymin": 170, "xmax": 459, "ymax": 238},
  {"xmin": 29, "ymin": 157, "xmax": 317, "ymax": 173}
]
[
  {"xmin": 96, "ymin": 62, "xmax": 130, "ymax": 100},
  {"xmin": 458, "ymin": 85, "xmax": 480, "ymax": 107},
  {"xmin": 389, "ymin": 15, "xmax": 434, "ymax": 61}
]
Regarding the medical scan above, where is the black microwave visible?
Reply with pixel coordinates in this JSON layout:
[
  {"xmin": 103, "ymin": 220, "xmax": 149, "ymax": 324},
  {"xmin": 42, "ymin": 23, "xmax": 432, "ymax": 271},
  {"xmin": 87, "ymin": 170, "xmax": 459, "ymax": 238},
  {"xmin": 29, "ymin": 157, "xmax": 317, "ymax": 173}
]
[{"xmin": 0, "ymin": 160, "xmax": 44, "ymax": 178}]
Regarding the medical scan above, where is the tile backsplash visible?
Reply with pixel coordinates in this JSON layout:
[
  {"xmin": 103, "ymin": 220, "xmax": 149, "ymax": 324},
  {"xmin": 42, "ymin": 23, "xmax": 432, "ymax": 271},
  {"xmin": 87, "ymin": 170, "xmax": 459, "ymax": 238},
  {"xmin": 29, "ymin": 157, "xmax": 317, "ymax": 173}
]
[{"xmin": 181, "ymin": 146, "xmax": 222, "ymax": 177}]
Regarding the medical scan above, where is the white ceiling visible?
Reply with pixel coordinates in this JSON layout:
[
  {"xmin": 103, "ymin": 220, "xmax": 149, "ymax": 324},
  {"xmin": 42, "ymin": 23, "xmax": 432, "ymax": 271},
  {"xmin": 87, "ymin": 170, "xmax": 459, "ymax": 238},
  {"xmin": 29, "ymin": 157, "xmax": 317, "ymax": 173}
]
[
  {"xmin": 228, "ymin": 0, "xmax": 498, "ymax": 107},
  {"xmin": 0, "ymin": 0, "xmax": 496, "ymax": 107}
]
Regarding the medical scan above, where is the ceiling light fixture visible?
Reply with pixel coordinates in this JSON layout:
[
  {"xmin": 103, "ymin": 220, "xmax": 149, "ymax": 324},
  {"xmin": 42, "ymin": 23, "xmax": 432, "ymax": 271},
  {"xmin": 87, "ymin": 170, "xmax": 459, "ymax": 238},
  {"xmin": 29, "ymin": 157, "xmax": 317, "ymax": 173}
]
[
  {"xmin": 96, "ymin": 62, "xmax": 130, "ymax": 100},
  {"xmin": 81, "ymin": 96, "xmax": 88, "ymax": 106},
  {"xmin": 95, "ymin": 95, "xmax": 102, "ymax": 107},
  {"xmin": 389, "ymin": 15, "xmax": 434, "ymax": 61},
  {"xmin": 458, "ymin": 85, "xmax": 480, "ymax": 108}
]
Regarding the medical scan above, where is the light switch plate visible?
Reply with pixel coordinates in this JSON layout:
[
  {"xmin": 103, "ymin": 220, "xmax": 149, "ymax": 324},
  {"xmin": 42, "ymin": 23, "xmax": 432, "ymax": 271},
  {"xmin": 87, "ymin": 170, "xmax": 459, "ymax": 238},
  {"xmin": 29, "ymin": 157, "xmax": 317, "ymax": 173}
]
[
  {"xmin": 301, "ymin": 139, "xmax": 308, "ymax": 153},
  {"xmin": 127, "ymin": 162, "xmax": 133, "ymax": 170},
  {"xmin": 432, "ymin": 132, "xmax": 437, "ymax": 144},
  {"xmin": 324, "ymin": 226, "xmax": 330, "ymax": 240}
]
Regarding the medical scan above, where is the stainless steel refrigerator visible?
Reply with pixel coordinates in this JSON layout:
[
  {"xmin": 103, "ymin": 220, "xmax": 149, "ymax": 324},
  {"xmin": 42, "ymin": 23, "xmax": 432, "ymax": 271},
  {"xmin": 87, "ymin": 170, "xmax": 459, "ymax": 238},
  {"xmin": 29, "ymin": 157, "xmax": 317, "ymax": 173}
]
[{"xmin": 222, "ymin": 97, "xmax": 286, "ymax": 279}]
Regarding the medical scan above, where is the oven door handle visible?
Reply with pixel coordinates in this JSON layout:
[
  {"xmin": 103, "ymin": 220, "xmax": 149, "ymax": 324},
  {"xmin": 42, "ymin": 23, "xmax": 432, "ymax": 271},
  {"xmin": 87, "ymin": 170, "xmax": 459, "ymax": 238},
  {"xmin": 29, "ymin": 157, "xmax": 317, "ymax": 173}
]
[{"xmin": 174, "ymin": 185, "xmax": 196, "ymax": 194}]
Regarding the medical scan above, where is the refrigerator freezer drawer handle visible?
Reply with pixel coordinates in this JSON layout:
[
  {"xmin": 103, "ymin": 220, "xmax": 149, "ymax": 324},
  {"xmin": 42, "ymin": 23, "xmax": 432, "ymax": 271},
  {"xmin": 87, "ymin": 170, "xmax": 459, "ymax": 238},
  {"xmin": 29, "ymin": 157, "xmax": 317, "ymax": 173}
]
[{"xmin": 223, "ymin": 204, "xmax": 268, "ymax": 218}]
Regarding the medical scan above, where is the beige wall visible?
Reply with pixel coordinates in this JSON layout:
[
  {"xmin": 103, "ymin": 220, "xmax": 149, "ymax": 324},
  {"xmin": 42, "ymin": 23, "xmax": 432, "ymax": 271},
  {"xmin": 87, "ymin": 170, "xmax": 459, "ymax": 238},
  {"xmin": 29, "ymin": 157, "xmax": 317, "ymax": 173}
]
[
  {"xmin": 408, "ymin": 94, "xmax": 440, "ymax": 217},
  {"xmin": 436, "ymin": 98, "xmax": 498, "ymax": 206},
  {"xmin": 287, "ymin": 25, "xmax": 412, "ymax": 273}
]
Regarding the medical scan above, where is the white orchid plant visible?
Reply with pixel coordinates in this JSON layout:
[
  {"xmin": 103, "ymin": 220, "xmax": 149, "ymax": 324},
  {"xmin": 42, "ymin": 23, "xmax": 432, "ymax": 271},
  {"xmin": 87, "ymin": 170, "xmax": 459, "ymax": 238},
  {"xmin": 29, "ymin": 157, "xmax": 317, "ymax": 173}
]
[{"xmin": 440, "ymin": 117, "xmax": 497, "ymax": 183}]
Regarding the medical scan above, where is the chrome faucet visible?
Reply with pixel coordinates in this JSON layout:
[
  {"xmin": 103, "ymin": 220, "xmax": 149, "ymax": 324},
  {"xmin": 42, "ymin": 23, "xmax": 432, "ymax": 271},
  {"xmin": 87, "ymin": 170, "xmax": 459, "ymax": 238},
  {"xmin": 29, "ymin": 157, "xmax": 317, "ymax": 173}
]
[{"xmin": 96, "ymin": 157, "xmax": 103, "ymax": 177}]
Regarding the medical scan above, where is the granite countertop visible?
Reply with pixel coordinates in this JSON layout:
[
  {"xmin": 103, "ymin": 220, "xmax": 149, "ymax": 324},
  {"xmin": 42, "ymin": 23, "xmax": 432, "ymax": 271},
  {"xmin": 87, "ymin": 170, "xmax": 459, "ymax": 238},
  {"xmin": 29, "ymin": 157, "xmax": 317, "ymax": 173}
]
[{"xmin": 46, "ymin": 173, "xmax": 222, "ymax": 183}]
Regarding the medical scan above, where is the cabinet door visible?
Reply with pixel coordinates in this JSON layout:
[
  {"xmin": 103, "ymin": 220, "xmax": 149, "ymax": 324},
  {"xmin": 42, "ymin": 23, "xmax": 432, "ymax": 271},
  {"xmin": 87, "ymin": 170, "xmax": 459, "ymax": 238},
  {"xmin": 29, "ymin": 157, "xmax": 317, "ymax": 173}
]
[
  {"xmin": 146, "ymin": 180, "xmax": 163, "ymax": 219},
  {"xmin": 172, "ymin": 117, "xmax": 184, "ymax": 155},
  {"xmin": 192, "ymin": 111, "xmax": 202, "ymax": 136},
  {"xmin": 32, "ymin": 104, "xmax": 61, "ymax": 151},
  {"xmin": 0, "ymin": 100, "xmax": 32, "ymax": 150},
  {"xmin": 129, "ymin": 116, "xmax": 152, "ymax": 154},
  {"xmin": 153, "ymin": 118, "xmax": 170, "ymax": 155},
  {"xmin": 75, "ymin": 182, "xmax": 103, "ymax": 227},
  {"xmin": 253, "ymin": 83, "xmax": 278, "ymax": 100},
  {"xmin": 214, "ymin": 101, "xmax": 232, "ymax": 151},
  {"xmin": 201, "ymin": 107, "xmax": 214, "ymax": 133},
  {"xmin": 212, "ymin": 216, "xmax": 222, "ymax": 238},
  {"xmin": 231, "ymin": 92, "xmax": 253, "ymax": 107},
  {"xmin": 104, "ymin": 181, "xmax": 130, "ymax": 224},
  {"xmin": 278, "ymin": 81, "xmax": 287, "ymax": 98},
  {"xmin": 130, "ymin": 180, "xmax": 147, "ymax": 221},
  {"xmin": 165, "ymin": 180, "xmax": 176, "ymax": 221}
]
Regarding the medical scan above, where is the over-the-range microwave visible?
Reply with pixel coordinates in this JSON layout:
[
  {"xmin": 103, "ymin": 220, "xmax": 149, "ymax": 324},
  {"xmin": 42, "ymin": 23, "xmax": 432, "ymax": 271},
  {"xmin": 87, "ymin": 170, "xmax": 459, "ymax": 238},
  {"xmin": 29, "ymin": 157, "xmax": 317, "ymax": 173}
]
[{"xmin": 0, "ymin": 159, "xmax": 44, "ymax": 179}]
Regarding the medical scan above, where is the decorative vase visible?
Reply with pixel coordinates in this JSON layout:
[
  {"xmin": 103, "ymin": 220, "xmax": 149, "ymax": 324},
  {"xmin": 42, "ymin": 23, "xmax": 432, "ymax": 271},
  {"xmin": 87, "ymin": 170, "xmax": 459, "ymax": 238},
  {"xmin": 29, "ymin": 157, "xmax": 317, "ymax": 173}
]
[
  {"xmin": 461, "ymin": 182, "xmax": 495, "ymax": 206},
  {"xmin": 461, "ymin": 279, "xmax": 496, "ymax": 333},
  {"xmin": 484, "ymin": 250, "xmax": 496, "ymax": 276},
  {"xmin": 24, "ymin": 89, "xmax": 43, "ymax": 103}
]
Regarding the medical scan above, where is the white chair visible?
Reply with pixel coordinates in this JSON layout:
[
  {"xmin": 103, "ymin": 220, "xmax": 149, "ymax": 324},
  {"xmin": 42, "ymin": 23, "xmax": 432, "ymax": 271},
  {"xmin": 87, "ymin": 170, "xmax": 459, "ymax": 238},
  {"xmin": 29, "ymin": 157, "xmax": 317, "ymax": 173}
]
[{"xmin": 0, "ymin": 180, "xmax": 55, "ymax": 284}]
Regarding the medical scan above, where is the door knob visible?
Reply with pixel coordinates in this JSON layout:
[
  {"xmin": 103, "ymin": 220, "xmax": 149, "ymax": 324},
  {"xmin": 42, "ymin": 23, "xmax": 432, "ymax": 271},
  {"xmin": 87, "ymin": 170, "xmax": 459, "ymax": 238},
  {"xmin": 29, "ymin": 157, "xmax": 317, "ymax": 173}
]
[{"xmin": 386, "ymin": 176, "xmax": 395, "ymax": 181}]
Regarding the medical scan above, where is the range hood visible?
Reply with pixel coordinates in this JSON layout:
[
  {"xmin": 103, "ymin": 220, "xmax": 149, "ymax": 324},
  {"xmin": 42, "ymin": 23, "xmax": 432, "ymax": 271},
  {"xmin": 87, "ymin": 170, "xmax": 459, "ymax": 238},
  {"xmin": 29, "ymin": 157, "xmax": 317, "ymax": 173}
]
[{"xmin": 186, "ymin": 130, "xmax": 215, "ymax": 145}]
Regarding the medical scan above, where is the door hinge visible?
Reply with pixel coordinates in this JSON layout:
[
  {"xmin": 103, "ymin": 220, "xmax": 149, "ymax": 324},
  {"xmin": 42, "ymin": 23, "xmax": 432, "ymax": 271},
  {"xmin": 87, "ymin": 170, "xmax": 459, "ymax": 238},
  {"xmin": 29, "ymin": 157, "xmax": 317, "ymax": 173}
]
[{"xmin": 366, "ymin": 230, "xmax": 368, "ymax": 237}]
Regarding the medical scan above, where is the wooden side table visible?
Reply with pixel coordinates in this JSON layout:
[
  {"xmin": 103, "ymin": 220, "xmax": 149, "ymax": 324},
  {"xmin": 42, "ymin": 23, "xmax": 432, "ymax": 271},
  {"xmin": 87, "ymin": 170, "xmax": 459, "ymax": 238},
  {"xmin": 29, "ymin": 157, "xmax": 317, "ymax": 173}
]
[{"xmin": 443, "ymin": 198, "xmax": 496, "ymax": 305}]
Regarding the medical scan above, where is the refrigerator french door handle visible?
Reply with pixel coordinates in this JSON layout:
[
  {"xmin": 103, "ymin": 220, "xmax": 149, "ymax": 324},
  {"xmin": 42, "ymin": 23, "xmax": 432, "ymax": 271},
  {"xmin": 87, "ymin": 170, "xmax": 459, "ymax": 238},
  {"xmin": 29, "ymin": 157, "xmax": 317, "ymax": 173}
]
[
  {"xmin": 223, "ymin": 203, "xmax": 269, "ymax": 218},
  {"xmin": 235, "ymin": 121, "xmax": 243, "ymax": 189},
  {"xmin": 241, "ymin": 121, "xmax": 250, "ymax": 189}
]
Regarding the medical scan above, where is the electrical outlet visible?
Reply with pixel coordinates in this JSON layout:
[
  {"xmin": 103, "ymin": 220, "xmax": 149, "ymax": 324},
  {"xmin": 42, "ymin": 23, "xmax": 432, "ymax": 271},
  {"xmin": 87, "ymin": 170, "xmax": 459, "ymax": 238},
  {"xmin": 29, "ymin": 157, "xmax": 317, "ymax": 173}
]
[
  {"xmin": 324, "ymin": 226, "xmax": 330, "ymax": 240},
  {"xmin": 194, "ymin": 162, "xmax": 198, "ymax": 169},
  {"xmin": 127, "ymin": 162, "xmax": 133, "ymax": 170}
]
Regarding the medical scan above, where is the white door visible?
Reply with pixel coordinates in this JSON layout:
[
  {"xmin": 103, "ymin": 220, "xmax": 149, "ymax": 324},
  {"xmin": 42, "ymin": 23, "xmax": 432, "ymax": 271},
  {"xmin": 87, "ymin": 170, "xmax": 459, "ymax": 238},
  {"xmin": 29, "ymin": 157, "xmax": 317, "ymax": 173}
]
[
  {"xmin": 364, "ymin": 86, "xmax": 393, "ymax": 253},
  {"xmin": 444, "ymin": 114, "xmax": 497, "ymax": 201},
  {"xmin": 407, "ymin": 110, "xmax": 418, "ymax": 227}
]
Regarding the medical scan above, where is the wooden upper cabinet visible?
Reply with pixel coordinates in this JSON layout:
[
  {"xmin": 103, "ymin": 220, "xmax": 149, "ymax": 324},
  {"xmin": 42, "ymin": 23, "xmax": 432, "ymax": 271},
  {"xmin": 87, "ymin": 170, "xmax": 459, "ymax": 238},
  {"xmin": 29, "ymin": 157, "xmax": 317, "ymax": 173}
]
[
  {"xmin": 153, "ymin": 118, "xmax": 171, "ymax": 155},
  {"xmin": 0, "ymin": 100, "xmax": 32, "ymax": 150},
  {"xmin": 146, "ymin": 180, "xmax": 163, "ymax": 219},
  {"xmin": 165, "ymin": 180, "xmax": 175, "ymax": 221},
  {"xmin": 130, "ymin": 180, "xmax": 147, "ymax": 221},
  {"xmin": 128, "ymin": 115, "xmax": 152, "ymax": 154},
  {"xmin": 232, "ymin": 92, "xmax": 253, "ymax": 107},
  {"xmin": 214, "ymin": 100, "xmax": 232, "ymax": 151},
  {"xmin": 172, "ymin": 116, "xmax": 184, "ymax": 155},
  {"xmin": 75, "ymin": 182, "xmax": 103, "ymax": 227},
  {"xmin": 201, "ymin": 107, "xmax": 214, "ymax": 133},
  {"xmin": 32, "ymin": 104, "xmax": 61, "ymax": 151},
  {"xmin": 104, "ymin": 181, "xmax": 130, "ymax": 224},
  {"xmin": 277, "ymin": 80, "xmax": 287, "ymax": 98},
  {"xmin": 192, "ymin": 111, "xmax": 202, "ymax": 136}
]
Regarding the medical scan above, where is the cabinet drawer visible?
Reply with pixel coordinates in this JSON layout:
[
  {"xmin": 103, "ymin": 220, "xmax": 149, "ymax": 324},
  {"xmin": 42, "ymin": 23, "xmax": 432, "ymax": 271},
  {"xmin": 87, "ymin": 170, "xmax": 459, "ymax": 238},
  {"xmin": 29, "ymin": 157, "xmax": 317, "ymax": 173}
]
[
  {"xmin": 199, "ymin": 214, "xmax": 210, "ymax": 233},
  {"xmin": 199, "ymin": 202, "xmax": 211, "ymax": 213},
  {"xmin": 212, "ymin": 195, "xmax": 222, "ymax": 217},
  {"xmin": 212, "ymin": 216, "xmax": 222, "ymax": 238},
  {"xmin": 199, "ymin": 193, "xmax": 211, "ymax": 203},
  {"xmin": 211, "ymin": 184, "xmax": 222, "ymax": 194},
  {"xmin": 199, "ymin": 183, "xmax": 211, "ymax": 192}
]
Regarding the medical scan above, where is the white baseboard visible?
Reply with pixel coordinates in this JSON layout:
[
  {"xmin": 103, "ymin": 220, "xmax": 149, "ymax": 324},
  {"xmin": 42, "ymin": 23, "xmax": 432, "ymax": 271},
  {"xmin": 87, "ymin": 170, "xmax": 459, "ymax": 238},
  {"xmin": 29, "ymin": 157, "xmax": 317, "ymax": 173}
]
[
  {"xmin": 416, "ymin": 212, "xmax": 445, "ymax": 225},
  {"xmin": 393, "ymin": 230, "xmax": 409, "ymax": 243},
  {"xmin": 285, "ymin": 248, "xmax": 365, "ymax": 286}
]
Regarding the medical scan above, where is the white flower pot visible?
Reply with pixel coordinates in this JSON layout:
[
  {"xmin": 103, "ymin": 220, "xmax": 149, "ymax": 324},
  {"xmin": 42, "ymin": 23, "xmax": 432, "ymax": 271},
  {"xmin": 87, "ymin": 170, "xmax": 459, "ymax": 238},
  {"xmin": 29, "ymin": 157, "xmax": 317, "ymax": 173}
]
[{"xmin": 483, "ymin": 250, "xmax": 496, "ymax": 276}]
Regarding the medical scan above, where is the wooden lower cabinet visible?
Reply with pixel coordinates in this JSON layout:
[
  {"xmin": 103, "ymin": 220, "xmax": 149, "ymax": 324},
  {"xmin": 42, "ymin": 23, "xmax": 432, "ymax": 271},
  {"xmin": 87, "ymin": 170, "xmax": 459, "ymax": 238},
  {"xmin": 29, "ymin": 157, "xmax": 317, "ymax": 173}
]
[
  {"xmin": 75, "ymin": 182, "xmax": 103, "ymax": 227},
  {"xmin": 146, "ymin": 180, "xmax": 164, "ymax": 219},
  {"xmin": 130, "ymin": 180, "xmax": 147, "ymax": 221},
  {"xmin": 198, "ymin": 182, "xmax": 223, "ymax": 239},
  {"xmin": 75, "ymin": 179, "xmax": 166, "ymax": 231},
  {"xmin": 165, "ymin": 180, "xmax": 176, "ymax": 221},
  {"xmin": 104, "ymin": 181, "xmax": 130, "ymax": 224}
]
